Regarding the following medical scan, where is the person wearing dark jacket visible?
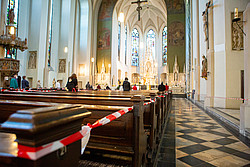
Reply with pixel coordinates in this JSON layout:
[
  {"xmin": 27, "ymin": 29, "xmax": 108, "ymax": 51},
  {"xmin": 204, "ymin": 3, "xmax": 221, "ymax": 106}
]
[
  {"xmin": 86, "ymin": 81, "xmax": 90, "ymax": 90},
  {"xmin": 66, "ymin": 73, "xmax": 78, "ymax": 91},
  {"xmin": 158, "ymin": 82, "xmax": 166, "ymax": 91},
  {"xmin": 123, "ymin": 77, "xmax": 131, "ymax": 91},
  {"xmin": 21, "ymin": 76, "xmax": 29, "ymax": 89}
]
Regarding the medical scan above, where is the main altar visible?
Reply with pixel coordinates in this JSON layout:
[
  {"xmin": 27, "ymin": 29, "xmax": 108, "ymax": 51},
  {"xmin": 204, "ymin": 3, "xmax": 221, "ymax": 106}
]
[{"xmin": 139, "ymin": 49, "xmax": 158, "ymax": 85}]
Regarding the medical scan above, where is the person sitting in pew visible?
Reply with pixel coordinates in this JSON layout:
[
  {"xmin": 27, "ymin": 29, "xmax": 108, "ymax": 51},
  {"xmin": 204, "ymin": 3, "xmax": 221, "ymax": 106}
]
[
  {"xmin": 97, "ymin": 84, "xmax": 101, "ymax": 90},
  {"xmin": 132, "ymin": 84, "xmax": 137, "ymax": 91},
  {"xmin": 106, "ymin": 85, "xmax": 111, "ymax": 90},
  {"xmin": 123, "ymin": 77, "xmax": 131, "ymax": 91}
]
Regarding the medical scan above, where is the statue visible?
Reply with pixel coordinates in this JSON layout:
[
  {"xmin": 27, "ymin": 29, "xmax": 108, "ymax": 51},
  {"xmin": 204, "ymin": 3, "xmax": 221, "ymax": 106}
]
[
  {"xmin": 28, "ymin": 51, "xmax": 37, "ymax": 69},
  {"xmin": 201, "ymin": 55, "xmax": 207, "ymax": 80},
  {"xmin": 9, "ymin": 8, "xmax": 15, "ymax": 24},
  {"xmin": 59, "ymin": 59, "xmax": 66, "ymax": 73},
  {"xmin": 202, "ymin": 11, "xmax": 208, "ymax": 41},
  {"xmin": 202, "ymin": 1, "xmax": 211, "ymax": 42},
  {"xmin": 52, "ymin": 78, "xmax": 56, "ymax": 88}
]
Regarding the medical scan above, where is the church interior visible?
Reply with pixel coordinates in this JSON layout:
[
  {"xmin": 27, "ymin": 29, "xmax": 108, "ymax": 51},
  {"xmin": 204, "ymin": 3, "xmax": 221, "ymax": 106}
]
[{"xmin": 0, "ymin": 0, "xmax": 250, "ymax": 166}]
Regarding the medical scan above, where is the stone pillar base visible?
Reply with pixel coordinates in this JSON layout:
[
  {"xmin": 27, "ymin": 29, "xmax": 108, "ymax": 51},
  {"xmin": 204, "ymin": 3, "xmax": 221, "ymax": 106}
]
[
  {"xmin": 194, "ymin": 94, "xmax": 200, "ymax": 101},
  {"xmin": 204, "ymin": 97, "xmax": 214, "ymax": 108},
  {"xmin": 240, "ymin": 103, "xmax": 250, "ymax": 136}
]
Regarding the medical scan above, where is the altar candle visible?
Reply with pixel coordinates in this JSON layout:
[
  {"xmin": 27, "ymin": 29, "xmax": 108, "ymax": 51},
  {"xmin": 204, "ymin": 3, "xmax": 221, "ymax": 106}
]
[{"xmin": 234, "ymin": 8, "xmax": 238, "ymax": 19}]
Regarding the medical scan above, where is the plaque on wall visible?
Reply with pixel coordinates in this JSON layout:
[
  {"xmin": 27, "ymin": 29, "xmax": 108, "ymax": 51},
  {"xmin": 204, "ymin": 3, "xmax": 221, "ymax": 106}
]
[
  {"xmin": 59, "ymin": 59, "xmax": 66, "ymax": 73},
  {"xmin": 28, "ymin": 51, "xmax": 37, "ymax": 69},
  {"xmin": 231, "ymin": 12, "xmax": 244, "ymax": 50}
]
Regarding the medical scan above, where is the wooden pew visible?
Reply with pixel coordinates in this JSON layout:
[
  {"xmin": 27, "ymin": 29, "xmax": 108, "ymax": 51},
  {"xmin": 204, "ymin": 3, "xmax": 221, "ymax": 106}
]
[
  {"xmin": 0, "ymin": 90, "xmax": 167, "ymax": 158},
  {"xmin": 0, "ymin": 95, "xmax": 148, "ymax": 167},
  {"xmin": 0, "ymin": 90, "xmax": 173, "ymax": 162},
  {"xmin": 0, "ymin": 100, "xmax": 91, "ymax": 167}
]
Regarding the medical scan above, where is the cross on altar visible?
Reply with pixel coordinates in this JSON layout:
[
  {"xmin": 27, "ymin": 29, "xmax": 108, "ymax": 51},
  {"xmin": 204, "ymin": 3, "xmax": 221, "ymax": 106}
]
[{"xmin": 131, "ymin": 0, "xmax": 148, "ymax": 21}]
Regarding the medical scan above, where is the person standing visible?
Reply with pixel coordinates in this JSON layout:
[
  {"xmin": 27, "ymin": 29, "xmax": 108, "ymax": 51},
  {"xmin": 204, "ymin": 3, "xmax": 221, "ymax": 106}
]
[
  {"xmin": 66, "ymin": 73, "xmax": 78, "ymax": 92},
  {"xmin": 21, "ymin": 76, "xmax": 29, "ymax": 89},
  {"xmin": 86, "ymin": 81, "xmax": 90, "ymax": 90},
  {"xmin": 123, "ymin": 77, "xmax": 131, "ymax": 91},
  {"xmin": 10, "ymin": 74, "xmax": 18, "ymax": 89},
  {"xmin": 71, "ymin": 73, "xmax": 78, "ymax": 91},
  {"xmin": 37, "ymin": 80, "xmax": 42, "ymax": 89},
  {"xmin": 165, "ymin": 83, "xmax": 169, "ymax": 91},
  {"xmin": 158, "ymin": 82, "xmax": 166, "ymax": 91},
  {"xmin": 56, "ymin": 80, "xmax": 61, "ymax": 90}
]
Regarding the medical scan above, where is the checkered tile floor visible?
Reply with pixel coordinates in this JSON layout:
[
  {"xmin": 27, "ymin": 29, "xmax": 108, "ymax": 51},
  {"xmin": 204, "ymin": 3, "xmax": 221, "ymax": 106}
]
[{"xmin": 157, "ymin": 98, "xmax": 250, "ymax": 167}]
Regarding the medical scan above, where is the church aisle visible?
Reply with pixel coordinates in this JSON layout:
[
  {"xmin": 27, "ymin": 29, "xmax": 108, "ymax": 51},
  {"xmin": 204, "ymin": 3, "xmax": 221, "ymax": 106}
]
[{"xmin": 157, "ymin": 98, "xmax": 250, "ymax": 167}]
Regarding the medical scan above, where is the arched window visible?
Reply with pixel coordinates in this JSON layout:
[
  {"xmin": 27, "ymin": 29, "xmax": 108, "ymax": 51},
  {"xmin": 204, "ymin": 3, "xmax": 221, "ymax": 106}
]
[
  {"xmin": 5, "ymin": 0, "xmax": 19, "ymax": 59},
  {"xmin": 125, "ymin": 26, "xmax": 127, "ymax": 65},
  {"xmin": 146, "ymin": 29, "xmax": 155, "ymax": 59},
  {"xmin": 118, "ymin": 22, "xmax": 121, "ymax": 61},
  {"xmin": 162, "ymin": 26, "xmax": 167, "ymax": 66},
  {"xmin": 131, "ymin": 28, "xmax": 139, "ymax": 66},
  {"xmin": 47, "ymin": 0, "xmax": 53, "ymax": 66}
]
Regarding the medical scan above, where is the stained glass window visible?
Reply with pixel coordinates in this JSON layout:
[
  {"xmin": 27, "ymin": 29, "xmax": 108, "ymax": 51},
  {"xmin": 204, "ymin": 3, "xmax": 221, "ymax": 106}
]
[
  {"xmin": 125, "ymin": 26, "xmax": 127, "ymax": 65},
  {"xmin": 131, "ymin": 28, "xmax": 139, "ymax": 66},
  {"xmin": 47, "ymin": 0, "xmax": 53, "ymax": 66},
  {"xmin": 162, "ymin": 26, "xmax": 167, "ymax": 66},
  {"xmin": 5, "ymin": 0, "xmax": 19, "ymax": 59},
  {"xmin": 146, "ymin": 29, "xmax": 155, "ymax": 59},
  {"xmin": 118, "ymin": 22, "xmax": 121, "ymax": 61}
]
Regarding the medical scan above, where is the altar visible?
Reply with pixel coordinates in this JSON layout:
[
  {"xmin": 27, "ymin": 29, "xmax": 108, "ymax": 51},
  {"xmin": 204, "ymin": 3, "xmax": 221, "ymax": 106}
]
[
  {"xmin": 95, "ymin": 62, "xmax": 110, "ymax": 86},
  {"xmin": 171, "ymin": 86, "xmax": 185, "ymax": 94}
]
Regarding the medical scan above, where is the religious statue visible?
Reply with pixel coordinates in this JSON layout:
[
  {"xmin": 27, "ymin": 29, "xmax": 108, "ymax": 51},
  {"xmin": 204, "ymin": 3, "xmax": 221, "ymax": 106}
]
[
  {"xmin": 202, "ymin": 1, "xmax": 211, "ymax": 41},
  {"xmin": 9, "ymin": 8, "xmax": 15, "ymax": 24},
  {"xmin": 28, "ymin": 51, "xmax": 37, "ymax": 69},
  {"xmin": 59, "ymin": 59, "xmax": 66, "ymax": 73},
  {"xmin": 201, "ymin": 55, "xmax": 207, "ymax": 80},
  {"xmin": 231, "ymin": 11, "xmax": 244, "ymax": 50},
  {"xmin": 202, "ymin": 11, "xmax": 208, "ymax": 41},
  {"xmin": 52, "ymin": 78, "xmax": 56, "ymax": 88}
]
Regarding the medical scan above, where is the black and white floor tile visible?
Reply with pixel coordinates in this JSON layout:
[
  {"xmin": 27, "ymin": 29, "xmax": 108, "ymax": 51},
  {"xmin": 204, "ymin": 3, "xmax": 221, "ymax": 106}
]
[{"xmin": 156, "ymin": 98, "xmax": 250, "ymax": 167}]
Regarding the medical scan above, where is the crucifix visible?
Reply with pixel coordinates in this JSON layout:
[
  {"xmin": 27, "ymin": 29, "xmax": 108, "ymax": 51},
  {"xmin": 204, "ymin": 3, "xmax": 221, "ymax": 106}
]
[
  {"xmin": 131, "ymin": 0, "xmax": 148, "ymax": 21},
  {"xmin": 202, "ymin": 1, "xmax": 211, "ymax": 48}
]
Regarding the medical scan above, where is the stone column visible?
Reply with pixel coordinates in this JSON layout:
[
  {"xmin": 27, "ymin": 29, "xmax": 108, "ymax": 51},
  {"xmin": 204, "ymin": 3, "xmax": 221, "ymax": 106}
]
[
  {"xmin": 0, "ymin": 0, "xmax": 7, "ymax": 58},
  {"xmin": 194, "ymin": 0, "xmax": 201, "ymax": 101},
  {"xmin": 43, "ymin": 0, "xmax": 52, "ymax": 88},
  {"xmin": 204, "ymin": 0, "xmax": 215, "ymax": 107},
  {"xmin": 240, "ymin": 2, "xmax": 250, "ymax": 137}
]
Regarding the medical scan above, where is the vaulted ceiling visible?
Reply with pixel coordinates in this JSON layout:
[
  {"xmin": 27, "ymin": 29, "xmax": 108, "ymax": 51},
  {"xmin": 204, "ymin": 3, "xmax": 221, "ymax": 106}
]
[{"xmin": 115, "ymin": 0, "xmax": 167, "ymax": 34}]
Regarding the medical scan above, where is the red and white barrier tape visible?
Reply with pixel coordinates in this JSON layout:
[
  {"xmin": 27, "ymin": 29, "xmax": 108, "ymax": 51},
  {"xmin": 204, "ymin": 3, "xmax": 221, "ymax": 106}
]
[
  {"xmin": 158, "ymin": 95, "xmax": 165, "ymax": 98},
  {"xmin": 17, "ymin": 107, "xmax": 133, "ymax": 160},
  {"xmin": 143, "ymin": 98, "xmax": 156, "ymax": 106}
]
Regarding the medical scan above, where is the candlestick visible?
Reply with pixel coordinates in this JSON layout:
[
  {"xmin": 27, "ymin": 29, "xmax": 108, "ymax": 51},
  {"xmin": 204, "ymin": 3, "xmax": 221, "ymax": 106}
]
[{"xmin": 234, "ymin": 8, "xmax": 238, "ymax": 19}]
